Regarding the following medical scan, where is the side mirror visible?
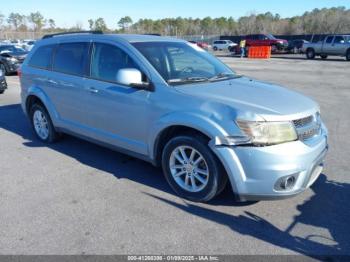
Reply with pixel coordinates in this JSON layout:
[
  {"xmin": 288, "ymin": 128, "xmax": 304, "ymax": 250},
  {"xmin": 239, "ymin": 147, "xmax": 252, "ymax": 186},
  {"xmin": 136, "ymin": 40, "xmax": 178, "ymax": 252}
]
[{"xmin": 116, "ymin": 68, "xmax": 154, "ymax": 91}]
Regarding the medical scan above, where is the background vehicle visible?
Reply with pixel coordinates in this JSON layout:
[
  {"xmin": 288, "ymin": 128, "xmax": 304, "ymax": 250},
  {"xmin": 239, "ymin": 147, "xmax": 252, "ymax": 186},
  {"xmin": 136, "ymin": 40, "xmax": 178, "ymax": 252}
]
[
  {"xmin": 287, "ymin": 39, "xmax": 309, "ymax": 54},
  {"xmin": 213, "ymin": 40, "xmax": 236, "ymax": 51},
  {"xmin": 188, "ymin": 41, "xmax": 209, "ymax": 50},
  {"xmin": 302, "ymin": 35, "xmax": 350, "ymax": 60},
  {"xmin": 20, "ymin": 32, "xmax": 327, "ymax": 203},
  {"xmin": 21, "ymin": 40, "xmax": 36, "ymax": 51},
  {"xmin": 0, "ymin": 68, "xmax": 7, "ymax": 94},
  {"xmin": 232, "ymin": 34, "xmax": 288, "ymax": 54},
  {"xmin": 0, "ymin": 45, "xmax": 28, "ymax": 75}
]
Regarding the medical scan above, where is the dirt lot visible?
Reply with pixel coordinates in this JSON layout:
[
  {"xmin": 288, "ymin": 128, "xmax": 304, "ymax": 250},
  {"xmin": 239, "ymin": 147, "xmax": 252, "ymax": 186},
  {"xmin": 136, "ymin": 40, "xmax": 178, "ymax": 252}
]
[{"xmin": 0, "ymin": 54, "xmax": 349, "ymax": 256}]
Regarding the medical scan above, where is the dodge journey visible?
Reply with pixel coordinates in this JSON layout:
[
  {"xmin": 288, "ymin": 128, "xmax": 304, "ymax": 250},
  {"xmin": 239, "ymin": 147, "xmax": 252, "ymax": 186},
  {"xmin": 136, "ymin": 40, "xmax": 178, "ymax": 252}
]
[{"xmin": 20, "ymin": 32, "xmax": 328, "ymax": 202}]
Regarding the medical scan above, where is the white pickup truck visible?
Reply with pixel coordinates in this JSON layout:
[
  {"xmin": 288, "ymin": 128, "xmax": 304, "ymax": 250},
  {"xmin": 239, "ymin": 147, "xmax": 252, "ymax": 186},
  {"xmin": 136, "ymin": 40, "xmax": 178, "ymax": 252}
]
[{"xmin": 302, "ymin": 35, "xmax": 350, "ymax": 61}]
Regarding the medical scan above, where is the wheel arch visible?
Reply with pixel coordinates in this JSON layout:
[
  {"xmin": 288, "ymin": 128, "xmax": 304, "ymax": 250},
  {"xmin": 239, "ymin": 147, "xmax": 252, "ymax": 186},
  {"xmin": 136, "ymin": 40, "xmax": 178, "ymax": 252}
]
[
  {"xmin": 24, "ymin": 87, "xmax": 59, "ymax": 125},
  {"xmin": 149, "ymin": 112, "xmax": 230, "ymax": 166}
]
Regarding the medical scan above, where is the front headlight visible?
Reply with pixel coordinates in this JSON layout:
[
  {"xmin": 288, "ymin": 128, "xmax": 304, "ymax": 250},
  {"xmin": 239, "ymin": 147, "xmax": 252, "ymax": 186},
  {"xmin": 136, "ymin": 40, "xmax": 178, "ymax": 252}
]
[
  {"xmin": 236, "ymin": 120, "xmax": 297, "ymax": 146},
  {"xmin": 6, "ymin": 57, "xmax": 18, "ymax": 63}
]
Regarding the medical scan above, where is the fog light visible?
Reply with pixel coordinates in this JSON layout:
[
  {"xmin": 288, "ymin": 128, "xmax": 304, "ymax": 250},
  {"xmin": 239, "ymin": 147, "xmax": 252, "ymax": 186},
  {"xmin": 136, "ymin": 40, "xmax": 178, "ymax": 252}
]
[
  {"xmin": 281, "ymin": 176, "xmax": 296, "ymax": 190},
  {"xmin": 274, "ymin": 174, "xmax": 298, "ymax": 191}
]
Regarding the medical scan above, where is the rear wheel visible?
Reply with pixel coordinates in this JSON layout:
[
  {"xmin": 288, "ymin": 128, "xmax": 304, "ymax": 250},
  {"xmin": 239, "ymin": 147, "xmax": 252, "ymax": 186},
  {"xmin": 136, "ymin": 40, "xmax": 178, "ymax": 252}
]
[
  {"xmin": 29, "ymin": 103, "xmax": 60, "ymax": 143},
  {"xmin": 320, "ymin": 54, "xmax": 328, "ymax": 60},
  {"xmin": 306, "ymin": 48, "xmax": 315, "ymax": 59},
  {"xmin": 346, "ymin": 50, "xmax": 350, "ymax": 61},
  {"xmin": 162, "ymin": 135, "xmax": 227, "ymax": 202}
]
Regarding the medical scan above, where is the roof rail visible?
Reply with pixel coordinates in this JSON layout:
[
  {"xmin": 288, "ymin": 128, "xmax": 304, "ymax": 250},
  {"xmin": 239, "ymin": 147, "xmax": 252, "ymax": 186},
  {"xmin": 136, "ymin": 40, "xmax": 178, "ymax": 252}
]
[{"xmin": 42, "ymin": 31, "xmax": 103, "ymax": 39}]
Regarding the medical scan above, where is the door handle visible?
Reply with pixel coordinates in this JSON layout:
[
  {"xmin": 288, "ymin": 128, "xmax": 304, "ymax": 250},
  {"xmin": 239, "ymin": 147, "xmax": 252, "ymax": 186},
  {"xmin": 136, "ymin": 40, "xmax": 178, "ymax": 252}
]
[{"xmin": 87, "ymin": 87, "xmax": 99, "ymax": 94}]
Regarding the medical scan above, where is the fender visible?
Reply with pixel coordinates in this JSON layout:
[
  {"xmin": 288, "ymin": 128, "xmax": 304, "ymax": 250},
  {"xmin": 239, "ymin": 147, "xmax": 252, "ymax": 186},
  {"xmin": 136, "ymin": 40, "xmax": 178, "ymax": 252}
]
[
  {"xmin": 26, "ymin": 85, "xmax": 61, "ymax": 126},
  {"xmin": 148, "ymin": 110, "xmax": 244, "ymax": 194}
]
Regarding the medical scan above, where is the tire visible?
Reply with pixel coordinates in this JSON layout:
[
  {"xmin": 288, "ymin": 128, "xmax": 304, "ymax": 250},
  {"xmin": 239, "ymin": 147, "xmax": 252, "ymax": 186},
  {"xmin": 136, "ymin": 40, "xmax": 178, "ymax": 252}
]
[
  {"xmin": 320, "ymin": 54, "xmax": 328, "ymax": 60},
  {"xmin": 213, "ymin": 46, "xmax": 218, "ymax": 51},
  {"xmin": 29, "ymin": 103, "xmax": 60, "ymax": 143},
  {"xmin": 0, "ymin": 63, "xmax": 7, "ymax": 75},
  {"xmin": 162, "ymin": 134, "xmax": 227, "ymax": 202},
  {"xmin": 0, "ymin": 90, "xmax": 4, "ymax": 94},
  {"xmin": 346, "ymin": 50, "xmax": 350, "ymax": 61},
  {"xmin": 306, "ymin": 48, "xmax": 315, "ymax": 59}
]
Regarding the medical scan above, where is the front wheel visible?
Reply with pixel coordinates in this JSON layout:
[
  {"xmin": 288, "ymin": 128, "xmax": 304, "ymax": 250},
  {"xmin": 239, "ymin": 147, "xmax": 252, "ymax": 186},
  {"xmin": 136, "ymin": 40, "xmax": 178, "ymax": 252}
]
[
  {"xmin": 213, "ymin": 46, "xmax": 218, "ymax": 51},
  {"xmin": 0, "ymin": 90, "xmax": 4, "ymax": 94},
  {"xmin": 0, "ymin": 63, "xmax": 7, "ymax": 75},
  {"xmin": 162, "ymin": 135, "xmax": 227, "ymax": 202}
]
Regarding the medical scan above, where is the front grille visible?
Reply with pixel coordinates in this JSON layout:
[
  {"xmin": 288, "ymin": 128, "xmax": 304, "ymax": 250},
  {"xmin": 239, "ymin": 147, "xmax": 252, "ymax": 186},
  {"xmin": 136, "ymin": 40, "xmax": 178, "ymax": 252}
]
[{"xmin": 293, "ymin": 114, "xmax": 321, "ymax": 141}]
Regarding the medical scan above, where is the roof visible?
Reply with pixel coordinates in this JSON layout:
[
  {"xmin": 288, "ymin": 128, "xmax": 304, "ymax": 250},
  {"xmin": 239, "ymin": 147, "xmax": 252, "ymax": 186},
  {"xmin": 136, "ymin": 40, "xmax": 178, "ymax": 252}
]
[{"xmin": 40, "ymin": 32, "xmax": 184, "ymax": 44}]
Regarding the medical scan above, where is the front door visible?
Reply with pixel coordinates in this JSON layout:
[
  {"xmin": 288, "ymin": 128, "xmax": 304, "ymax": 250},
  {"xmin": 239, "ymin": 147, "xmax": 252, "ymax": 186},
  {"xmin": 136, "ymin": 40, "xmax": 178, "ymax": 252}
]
[{"xmin": 82, "ymin": 42, "xmax": 152, "ymax": 155}]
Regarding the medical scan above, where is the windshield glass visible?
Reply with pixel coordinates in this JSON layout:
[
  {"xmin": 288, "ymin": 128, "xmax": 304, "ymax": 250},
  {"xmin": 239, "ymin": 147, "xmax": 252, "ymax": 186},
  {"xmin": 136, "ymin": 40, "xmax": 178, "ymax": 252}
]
[
  {"xmin": 0, "ymin": 45, "xmax": 25, "ymax": 53},
  {"xmin": 266, "ymin": 34, "xmax": 276, "ymax": 40},
  {"xmin": 132, "ymin": 41, "xmax": 236, "ymax": 85}
]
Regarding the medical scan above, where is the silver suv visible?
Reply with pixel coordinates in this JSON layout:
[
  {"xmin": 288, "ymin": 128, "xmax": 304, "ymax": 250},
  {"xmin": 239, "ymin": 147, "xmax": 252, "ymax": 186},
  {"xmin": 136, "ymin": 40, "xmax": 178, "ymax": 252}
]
[{"xmin": 20, "ymin": 32, "xmax": 328, "ymax": 202}]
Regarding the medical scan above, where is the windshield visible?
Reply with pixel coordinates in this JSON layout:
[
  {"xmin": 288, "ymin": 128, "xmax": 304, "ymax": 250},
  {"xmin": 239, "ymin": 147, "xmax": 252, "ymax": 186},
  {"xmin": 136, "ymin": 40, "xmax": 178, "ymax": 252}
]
[
  {"xmin": 132, "ymin": 41, "xmax": 236, "ymax": 85},
  {"xmin": 266, "ymin": 34, "xmax": 276, "ymax": 40},
  {"xmin": 0, "ymin": 45, "xmax": 25, "ymax": 53}
]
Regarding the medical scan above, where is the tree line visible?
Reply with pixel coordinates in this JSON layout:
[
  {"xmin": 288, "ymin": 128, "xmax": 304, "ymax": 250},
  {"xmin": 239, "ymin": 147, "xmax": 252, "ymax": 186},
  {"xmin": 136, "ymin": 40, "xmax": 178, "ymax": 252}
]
[{"xmin": 1, "ymin": 7, "xmax": 349, "ymax": 36}]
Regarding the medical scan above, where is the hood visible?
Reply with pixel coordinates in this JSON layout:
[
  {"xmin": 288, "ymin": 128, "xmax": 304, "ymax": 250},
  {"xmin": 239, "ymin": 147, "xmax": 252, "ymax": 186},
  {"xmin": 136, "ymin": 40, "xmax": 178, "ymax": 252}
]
[
  {"xmin": 1, "ymin": 51, "xmax": 28, "ymax": 62},
  {"xmin": 174, "ymin": 76, "xmax": 319, "ymax": 121}
]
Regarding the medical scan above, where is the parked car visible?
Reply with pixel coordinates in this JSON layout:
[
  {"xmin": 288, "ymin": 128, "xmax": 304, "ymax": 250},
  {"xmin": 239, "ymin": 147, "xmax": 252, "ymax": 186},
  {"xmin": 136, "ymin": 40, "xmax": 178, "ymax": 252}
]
[
  {"xmin": 287, "ymin": 39, "xmax": 309, "ymax": 54},
  {"xmin": 20, "ymin": 32, "xmax": 328, "ymax": 202},
  {"xmin": 188, "ymin": 41, "xmax": 209, "ymax": 50},
  {"xmin": 0, "ymin": 68, "xmax": 7, "ymax": 94},
  {"xmin": 0, "ymin": 45, "xmax": 28, "ymax": 75},
  {"xmin": 302, "ymin": 35, "xmax": 350, "ymax": 60},
  {"xmin": 233, "ymin": 34, "xmax": 288, "ymax": 54},
  {"xmin": 213, "ymin": 40, "xmax": 236, "ymax": 51},
  {"xmin": 21, "ymin": 40, "xmax": 36, "ymax": 51}
]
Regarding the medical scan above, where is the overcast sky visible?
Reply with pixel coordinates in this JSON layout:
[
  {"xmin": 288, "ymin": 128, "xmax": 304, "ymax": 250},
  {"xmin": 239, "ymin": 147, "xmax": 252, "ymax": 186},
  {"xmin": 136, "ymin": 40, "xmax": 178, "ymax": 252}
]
[{"xmin": 3, "ymin": 0, "xmax": 350, "ymax": 29}]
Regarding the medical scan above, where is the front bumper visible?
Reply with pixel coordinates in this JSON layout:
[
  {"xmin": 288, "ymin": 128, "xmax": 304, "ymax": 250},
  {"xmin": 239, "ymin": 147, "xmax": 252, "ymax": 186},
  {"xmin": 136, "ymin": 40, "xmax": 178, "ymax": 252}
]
[
  {"xmin": 6, "ymin": 62, "xmax": 22, "ymax": 73},
  {"xmin": 211, "ymin": 125, "xmax": 328, "ymax": 201}
]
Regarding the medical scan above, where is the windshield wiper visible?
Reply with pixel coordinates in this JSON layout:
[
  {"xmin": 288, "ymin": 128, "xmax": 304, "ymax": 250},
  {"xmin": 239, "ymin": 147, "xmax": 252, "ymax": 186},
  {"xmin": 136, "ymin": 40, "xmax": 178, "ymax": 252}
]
[
  {"xmin": 209, "ymin": 73, "xmax": 242, "ymax": 82},
  {"xmin": 167, "ymin": 76, "xmax": 209, "ymax": 85}
]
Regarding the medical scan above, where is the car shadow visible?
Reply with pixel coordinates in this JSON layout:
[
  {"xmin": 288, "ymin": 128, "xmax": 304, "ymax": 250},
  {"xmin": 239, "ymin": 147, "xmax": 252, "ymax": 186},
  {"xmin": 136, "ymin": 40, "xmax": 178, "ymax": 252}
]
[{"xmin": 145, "ymin": 174, "xmax": 350, "ymax": 257}]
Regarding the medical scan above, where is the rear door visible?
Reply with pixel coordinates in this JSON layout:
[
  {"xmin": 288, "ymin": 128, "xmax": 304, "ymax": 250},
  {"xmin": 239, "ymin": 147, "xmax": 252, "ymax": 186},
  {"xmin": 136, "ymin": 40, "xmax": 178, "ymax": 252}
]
[{"xmin": 46, "ymin": 41, "xmax": 90, "ymax": 131}]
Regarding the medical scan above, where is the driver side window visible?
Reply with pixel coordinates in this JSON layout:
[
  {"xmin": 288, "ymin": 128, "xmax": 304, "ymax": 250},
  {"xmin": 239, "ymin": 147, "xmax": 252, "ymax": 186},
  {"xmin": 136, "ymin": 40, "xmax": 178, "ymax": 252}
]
[{"xmin": 90, "ymin": 43, "xmax": 139, "ymax": 83}]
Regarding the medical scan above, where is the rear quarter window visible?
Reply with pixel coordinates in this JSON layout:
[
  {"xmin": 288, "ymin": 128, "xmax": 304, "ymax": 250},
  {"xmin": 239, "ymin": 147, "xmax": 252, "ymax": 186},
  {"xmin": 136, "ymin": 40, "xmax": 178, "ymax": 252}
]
[{"xmin": 29, "ymin": 45, "xmax": 55, "ymax": 69}]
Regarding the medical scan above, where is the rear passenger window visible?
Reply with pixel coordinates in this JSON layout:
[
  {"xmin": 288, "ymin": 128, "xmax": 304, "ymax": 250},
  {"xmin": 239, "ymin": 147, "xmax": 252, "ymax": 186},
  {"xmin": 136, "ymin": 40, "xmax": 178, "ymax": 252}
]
[
  {"xmin": 53, "ymin": 43, "xmax": 89, "ymax": 76},
  {"xmin": 29, "ymin": 45, "xmax": 55, "ymax": 69},
  {"xmin": 90, "ymin": 43, "xmax": 138, "ymax": 83}
]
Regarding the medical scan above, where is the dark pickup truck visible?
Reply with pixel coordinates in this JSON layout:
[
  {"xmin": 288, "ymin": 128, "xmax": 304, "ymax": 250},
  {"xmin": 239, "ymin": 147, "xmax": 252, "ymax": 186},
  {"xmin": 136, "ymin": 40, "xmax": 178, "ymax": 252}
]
[{"xmin": 232, "ymin": 34, "xmax": 288, "ymax": 54}]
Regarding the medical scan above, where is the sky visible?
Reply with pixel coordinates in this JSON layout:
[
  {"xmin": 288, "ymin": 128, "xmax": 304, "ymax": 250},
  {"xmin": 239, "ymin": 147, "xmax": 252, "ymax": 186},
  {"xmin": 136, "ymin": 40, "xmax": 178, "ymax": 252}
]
[{"xmin": 2, "ymin": 0, "xmax": 350, "ymax": 29}]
